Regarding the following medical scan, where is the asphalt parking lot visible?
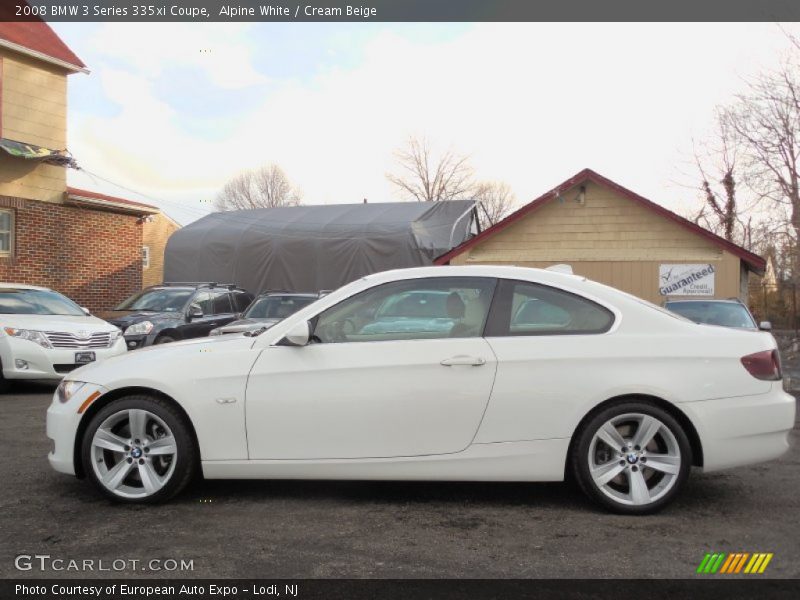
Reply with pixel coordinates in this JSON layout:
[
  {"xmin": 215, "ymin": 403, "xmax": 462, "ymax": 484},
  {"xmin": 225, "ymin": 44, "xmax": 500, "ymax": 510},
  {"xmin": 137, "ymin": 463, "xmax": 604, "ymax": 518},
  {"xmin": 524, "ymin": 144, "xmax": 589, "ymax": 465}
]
[{"xmin": 1, "ymin": 382, "xmax": 798, "ymax": 580}]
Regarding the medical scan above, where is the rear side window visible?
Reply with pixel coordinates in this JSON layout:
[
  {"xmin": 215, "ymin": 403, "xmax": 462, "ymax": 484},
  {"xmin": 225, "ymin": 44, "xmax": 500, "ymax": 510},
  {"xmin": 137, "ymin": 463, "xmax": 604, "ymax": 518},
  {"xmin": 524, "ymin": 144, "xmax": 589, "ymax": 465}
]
[
  {"xmin": 485, "ymin": 280, "xmax": 614, "ymax": 336},
  {"xmin": 211, "ymin": 291, "xmax": 233, "ymax": 314},
  {"xmin": 232, "ymin": 291, "xmax": 253, "ymax": 312}
]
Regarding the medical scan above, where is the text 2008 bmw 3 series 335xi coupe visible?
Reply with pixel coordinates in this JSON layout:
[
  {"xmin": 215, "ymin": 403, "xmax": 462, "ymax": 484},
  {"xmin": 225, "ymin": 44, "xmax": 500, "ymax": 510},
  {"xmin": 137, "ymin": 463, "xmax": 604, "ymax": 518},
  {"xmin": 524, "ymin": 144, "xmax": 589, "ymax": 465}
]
[{"xmin": 46, "ymin": 266, "xmax": 795, "ymax": 514}]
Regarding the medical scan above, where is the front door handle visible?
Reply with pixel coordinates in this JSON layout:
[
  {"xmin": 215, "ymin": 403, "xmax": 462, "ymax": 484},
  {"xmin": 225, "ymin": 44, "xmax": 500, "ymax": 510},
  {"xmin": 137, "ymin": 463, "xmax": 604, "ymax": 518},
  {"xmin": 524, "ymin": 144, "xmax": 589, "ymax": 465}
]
[{"xmin": 440, "ymin": 355, "xmax": 486, "ymax": 367}]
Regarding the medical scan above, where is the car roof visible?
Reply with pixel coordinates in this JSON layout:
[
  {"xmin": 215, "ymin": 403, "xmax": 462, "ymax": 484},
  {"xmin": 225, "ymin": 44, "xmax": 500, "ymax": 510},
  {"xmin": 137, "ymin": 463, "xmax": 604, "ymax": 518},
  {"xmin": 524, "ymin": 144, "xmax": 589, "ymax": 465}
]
[
  {"xmin": 0, "ymin": 282, "xmax": 50, "ymax": 291},
  {"xmin": 148, "ymin": 285, "xmax": 244, "ymax": 292}
]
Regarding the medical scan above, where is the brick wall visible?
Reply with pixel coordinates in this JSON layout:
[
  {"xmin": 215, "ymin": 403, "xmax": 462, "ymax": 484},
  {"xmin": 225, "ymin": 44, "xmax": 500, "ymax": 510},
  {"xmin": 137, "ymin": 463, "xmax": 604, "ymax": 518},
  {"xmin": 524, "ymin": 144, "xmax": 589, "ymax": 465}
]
[
  {"xmin": 142, "ymin": 212, "xmax": 180, "ymax": 288},
  {"xmin": 0, "ymin": 195, "xmax": 143, "ymax": 312}
]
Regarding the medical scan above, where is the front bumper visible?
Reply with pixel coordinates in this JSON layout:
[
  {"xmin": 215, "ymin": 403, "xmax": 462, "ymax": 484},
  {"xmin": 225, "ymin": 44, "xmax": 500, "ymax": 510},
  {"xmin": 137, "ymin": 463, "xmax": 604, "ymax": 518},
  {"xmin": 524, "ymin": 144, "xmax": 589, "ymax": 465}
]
[
  {"xmin": 682, "ymin": 384, "xmax": 796, "ymax": 472},
  {"xmin": 46, "ymin": 382, "xmax": 108, "ymax": 476},
  {"xmin": 1, "ymin": 338, "xmax": 126, "ymax": 381}
]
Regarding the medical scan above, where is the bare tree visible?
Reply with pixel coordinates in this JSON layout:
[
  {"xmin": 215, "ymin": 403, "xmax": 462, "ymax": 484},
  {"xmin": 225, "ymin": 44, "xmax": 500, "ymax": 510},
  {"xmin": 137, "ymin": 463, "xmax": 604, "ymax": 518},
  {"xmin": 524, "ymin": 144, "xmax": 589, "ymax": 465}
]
[
  {"xmin": 386, "ymin": 137, "xmax": 474, "ymax": 202},
  {"xmin": 720, "ymin": 55, "xmax": 800, "ymax": 276},
  {"xmin": 692, "ymin": 113, "xmax": 742, "ymax": 242},
  {"xmin": 472, "ymin": 181, "xmax": 516, "ymax": 229},
  {"xmin": 215, "ymin": 164, "xmax": 302, "ymax": 211}
]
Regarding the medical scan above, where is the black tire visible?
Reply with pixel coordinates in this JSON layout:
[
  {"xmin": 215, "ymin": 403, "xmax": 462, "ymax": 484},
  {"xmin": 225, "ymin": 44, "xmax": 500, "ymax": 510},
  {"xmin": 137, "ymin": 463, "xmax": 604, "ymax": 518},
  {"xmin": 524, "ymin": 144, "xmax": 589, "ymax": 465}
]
[
  {"xmin": 570, "ymin": 401, "xmax": 692, "ymax": 515},
  {"xmin": 81, "ymin": 395, "xmax": 197, "ymax": 504},
  {"xmin": 154, "ymin": 335, "xmax": 176, "ymax": 345}
]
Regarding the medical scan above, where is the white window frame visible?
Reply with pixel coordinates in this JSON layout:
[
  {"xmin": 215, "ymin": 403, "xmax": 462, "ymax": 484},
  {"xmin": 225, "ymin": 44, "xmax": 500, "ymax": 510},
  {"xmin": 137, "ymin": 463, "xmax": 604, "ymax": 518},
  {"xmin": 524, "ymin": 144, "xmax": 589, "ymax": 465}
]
[
  {"xmin": 0, "ymin": 209, "xmax": 14, "ymax": 257},
  {"xmin": 142, "ymin": 245, "xmax": 150, "ymax": 268}
]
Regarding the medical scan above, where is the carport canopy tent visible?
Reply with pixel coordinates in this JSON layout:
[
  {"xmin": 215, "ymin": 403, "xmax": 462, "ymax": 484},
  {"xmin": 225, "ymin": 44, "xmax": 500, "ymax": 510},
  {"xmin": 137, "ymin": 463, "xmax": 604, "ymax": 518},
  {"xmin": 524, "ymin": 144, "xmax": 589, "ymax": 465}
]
[{"xmin": 164, "ymin": 200, "xmax": 477, "ymax": 294}]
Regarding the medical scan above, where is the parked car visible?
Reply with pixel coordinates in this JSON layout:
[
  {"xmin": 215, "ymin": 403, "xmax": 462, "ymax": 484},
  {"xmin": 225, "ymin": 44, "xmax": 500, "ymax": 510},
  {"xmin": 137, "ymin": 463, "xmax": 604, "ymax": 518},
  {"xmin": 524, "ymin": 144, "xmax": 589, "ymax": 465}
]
[
  {"xmin": 98, "ymin": 283, "xmax": 253, "ymax": 349},
  {"xmin": 0, "ymin": 283, "xmax": 125, "ymax": 392},
  {"xmin": 209, "ymin": 292, "xmax": 321, "ymax": 336},
  {"xmin": 47, "ymin": 266, "xmax": 794, "ymax": 513},
  {"xmin": 664, "ymin": 298, "xmax": 771, "ymax": 331}
]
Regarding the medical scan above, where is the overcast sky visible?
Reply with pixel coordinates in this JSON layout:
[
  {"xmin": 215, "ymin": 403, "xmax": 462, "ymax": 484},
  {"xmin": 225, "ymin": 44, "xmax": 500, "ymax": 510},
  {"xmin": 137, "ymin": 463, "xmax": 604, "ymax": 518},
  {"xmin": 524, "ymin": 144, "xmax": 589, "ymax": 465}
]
[{"xmin": 52, "ymin": 22, "xmax": 800, "ymax": 225}]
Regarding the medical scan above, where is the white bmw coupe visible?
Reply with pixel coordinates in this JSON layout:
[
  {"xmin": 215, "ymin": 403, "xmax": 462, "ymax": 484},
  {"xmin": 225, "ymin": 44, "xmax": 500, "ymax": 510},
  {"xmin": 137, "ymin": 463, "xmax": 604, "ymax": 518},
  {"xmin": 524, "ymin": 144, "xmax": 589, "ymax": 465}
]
[{"xmin": 46, "ymin": 266, "xmax": 795, "ymax": 513}]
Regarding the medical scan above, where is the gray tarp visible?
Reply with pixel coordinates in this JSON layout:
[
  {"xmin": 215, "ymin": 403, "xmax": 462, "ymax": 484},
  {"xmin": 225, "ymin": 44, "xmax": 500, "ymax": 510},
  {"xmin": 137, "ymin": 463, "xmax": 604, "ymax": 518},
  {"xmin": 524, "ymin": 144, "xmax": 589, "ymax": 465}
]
[{"xmin": 164, "ymin": 200, "xmax": 477, "ymax": 294}]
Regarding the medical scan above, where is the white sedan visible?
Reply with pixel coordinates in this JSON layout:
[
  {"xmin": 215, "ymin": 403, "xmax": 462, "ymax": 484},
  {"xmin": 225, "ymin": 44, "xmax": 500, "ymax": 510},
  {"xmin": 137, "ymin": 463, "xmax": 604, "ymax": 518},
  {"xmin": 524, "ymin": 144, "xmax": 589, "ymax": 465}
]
[{"xmin": 46, "ymin": 266, "xmax": 795, "ymax": 514}]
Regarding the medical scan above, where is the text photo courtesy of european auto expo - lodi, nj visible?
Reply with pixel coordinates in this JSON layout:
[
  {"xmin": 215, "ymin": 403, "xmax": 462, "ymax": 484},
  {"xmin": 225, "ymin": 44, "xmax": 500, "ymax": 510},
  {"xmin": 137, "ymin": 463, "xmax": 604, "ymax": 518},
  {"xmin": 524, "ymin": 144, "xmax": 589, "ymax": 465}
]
[{"xmin": 1, "ymin": 2, "xmax": 799, "ymax": 600}]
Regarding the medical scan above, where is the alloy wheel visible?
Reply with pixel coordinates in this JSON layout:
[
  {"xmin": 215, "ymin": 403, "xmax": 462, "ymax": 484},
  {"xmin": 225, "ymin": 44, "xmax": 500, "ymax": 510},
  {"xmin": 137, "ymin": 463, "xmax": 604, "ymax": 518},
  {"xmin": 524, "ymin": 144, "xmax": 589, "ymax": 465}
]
[
  {"xmin": 90, "ymin": 408, "xmax": 178, "ymax": 499},
  {"xmin": 588, "ymin": 412, "xmax": 682, "ymax": 507}
]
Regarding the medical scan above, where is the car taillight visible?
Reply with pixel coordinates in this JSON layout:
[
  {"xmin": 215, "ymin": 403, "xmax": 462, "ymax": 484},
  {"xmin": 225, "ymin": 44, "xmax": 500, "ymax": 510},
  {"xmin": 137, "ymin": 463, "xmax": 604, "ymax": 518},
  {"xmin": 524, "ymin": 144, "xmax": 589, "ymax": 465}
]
[{"xmin": 741, "ymin": 349, "xmax": 782, "ymax": 381}]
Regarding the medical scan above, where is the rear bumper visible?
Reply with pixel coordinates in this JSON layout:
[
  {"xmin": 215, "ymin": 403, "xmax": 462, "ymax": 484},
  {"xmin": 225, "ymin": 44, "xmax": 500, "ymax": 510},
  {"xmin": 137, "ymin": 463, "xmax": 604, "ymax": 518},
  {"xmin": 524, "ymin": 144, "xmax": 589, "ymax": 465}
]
[{"xmin": 682, "ymin": 384, "xmax": 796, "ymax": 472}]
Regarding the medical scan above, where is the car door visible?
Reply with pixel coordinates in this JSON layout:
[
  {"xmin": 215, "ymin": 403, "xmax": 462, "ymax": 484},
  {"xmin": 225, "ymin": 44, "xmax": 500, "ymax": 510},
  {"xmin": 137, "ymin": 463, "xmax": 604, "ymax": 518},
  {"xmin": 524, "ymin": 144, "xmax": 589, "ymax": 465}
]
[{"xmin": 246, "ymin": 276, "xmax": 499, "ymax": 460}]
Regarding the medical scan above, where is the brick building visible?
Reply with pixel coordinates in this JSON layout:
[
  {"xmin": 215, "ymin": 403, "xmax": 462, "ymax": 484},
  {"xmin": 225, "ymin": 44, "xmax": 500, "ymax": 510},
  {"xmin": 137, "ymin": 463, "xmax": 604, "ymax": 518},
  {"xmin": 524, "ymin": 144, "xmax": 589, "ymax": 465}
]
[{"xmin": 0, "ymin": 18, "xmax": 160, "ymax": 312}]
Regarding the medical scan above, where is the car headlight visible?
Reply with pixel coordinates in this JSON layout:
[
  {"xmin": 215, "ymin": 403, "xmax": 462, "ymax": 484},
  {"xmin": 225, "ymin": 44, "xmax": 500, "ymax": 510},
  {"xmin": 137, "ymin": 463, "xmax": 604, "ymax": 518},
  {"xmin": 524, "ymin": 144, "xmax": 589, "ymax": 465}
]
[
  {"xmin": 209, "ymin": 328, "xmax": 222, "ymax": 336},
  {"xmin": 125, "ymin": 321, "xmax": 154, "ymax": 335},
  {"xmin": 55, "ymin": 380, "xmax": 87, "ymax": 404},
  {"xmin": 3, "ymin": 327, "xmax": 52, "ymax": 349}
]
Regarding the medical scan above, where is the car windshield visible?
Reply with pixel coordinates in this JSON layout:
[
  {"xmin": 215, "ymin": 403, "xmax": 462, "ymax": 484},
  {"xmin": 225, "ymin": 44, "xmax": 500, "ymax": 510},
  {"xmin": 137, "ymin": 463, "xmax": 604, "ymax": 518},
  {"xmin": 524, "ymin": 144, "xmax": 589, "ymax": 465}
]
[
  {"xmin": 115, "ymin": 288, "xmax": 194, "ymax": 312},
  {"xmin": 245, "ymin": 295, "xmax": 317, "ymax": 319},
  {"xmin": 665, "ymin": 301, "xmax": 757, "ymax": 329},
  {"xmin": 0, "ymin": 288, "xmax": 85, "ymax": 316}
]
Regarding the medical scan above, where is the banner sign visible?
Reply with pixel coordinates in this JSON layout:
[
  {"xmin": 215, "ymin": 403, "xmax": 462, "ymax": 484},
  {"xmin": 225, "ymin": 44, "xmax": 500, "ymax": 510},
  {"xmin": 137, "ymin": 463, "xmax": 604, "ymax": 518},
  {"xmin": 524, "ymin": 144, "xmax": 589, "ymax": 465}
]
[{"xmin": 659, "ymin": 264, "xmax": 715, "ymax": 296}]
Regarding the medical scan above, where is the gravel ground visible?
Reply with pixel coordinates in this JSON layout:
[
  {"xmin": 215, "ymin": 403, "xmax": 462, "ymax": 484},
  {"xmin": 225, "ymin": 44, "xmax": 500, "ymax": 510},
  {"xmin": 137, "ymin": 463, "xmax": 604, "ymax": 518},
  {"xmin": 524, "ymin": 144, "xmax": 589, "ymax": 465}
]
[{"xmin": 0, "ymin": 382, "xmax": 798, "ymax": 580}]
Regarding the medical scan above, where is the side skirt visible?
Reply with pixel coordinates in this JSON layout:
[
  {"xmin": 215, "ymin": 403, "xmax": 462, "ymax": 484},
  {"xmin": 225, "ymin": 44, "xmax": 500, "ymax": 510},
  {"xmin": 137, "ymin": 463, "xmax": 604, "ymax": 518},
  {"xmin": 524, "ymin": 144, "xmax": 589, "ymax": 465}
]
[{"xmin": 201, "ymin": 438, "xmax": 570, "ymax": 482}]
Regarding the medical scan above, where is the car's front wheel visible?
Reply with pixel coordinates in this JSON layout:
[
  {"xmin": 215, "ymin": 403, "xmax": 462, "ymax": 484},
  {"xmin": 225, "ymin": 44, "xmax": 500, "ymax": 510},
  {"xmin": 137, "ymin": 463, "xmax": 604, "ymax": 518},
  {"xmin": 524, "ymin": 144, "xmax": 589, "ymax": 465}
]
[
  {"xmin": 81, "ymin": 395, "xmax": 196, "ymax": 503},
  {"xmin": 571, "ymin": 402, "xmax": 691, "ymax": 514}
]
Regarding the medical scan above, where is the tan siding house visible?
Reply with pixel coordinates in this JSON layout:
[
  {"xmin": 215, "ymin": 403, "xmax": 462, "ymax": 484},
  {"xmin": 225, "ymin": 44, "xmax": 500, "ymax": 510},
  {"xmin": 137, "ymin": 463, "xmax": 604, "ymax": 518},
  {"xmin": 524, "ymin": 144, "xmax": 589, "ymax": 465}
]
[
  {"xmin": 437, "ymin": 169, "xmax": 765, "ymax": 304},
  {"xmin": 142, "ymin": 212, "xmax": 181, "ymax": 288}
]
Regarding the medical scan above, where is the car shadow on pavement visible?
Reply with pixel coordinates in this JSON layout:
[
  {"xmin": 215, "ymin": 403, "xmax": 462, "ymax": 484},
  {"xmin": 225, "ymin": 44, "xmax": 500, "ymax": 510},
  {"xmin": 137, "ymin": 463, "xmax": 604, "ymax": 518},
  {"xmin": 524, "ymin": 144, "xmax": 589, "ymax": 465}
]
[
  {"xmin": 187, "ymin": 478, "xmax": 591, "ymax": 510},
  {"xmin": 2, "ymin": 381, "xmax": 58, "ymax": 397}
]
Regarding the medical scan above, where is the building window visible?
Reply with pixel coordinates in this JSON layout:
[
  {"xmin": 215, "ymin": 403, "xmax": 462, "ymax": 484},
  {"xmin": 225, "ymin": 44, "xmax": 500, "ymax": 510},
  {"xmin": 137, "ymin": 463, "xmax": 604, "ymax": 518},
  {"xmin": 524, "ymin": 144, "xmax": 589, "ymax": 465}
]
[
  {"xmin": 0, "ymin": 209, "xmax": 14, "ymax": 256},
  {"xmin": 142, "ymin": 246, "xmax": 150, "ymax": 268}
]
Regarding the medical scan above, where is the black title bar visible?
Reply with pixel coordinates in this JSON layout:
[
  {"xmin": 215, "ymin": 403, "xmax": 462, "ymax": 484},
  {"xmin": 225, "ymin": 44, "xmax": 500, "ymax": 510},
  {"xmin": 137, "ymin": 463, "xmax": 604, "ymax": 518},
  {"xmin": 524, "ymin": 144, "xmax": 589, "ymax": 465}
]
[
  {"xmin": 4, "ymin": 0, "xmax": 800, "ymax": 22},
  {"xmin": 4, "ymin": 579, "xmax": 800, "ymax": 600}
]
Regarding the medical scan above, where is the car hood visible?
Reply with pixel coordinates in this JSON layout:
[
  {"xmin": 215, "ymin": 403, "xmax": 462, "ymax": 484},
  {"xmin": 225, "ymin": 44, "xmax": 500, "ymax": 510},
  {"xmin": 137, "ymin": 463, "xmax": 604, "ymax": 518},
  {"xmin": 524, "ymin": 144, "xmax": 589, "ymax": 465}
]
[
  {"xmin": 96, "ymin": 310, "xmax": 178, "ymax": 328},
  {"xmin": 67, "ymin": 334, "xmax": 257, "ymax": 386},
  {"xmin": 0, "ymin": 313, "xmax": 120, "ymax": 334},
  {"xmin": 218, "ymin": 318, "xmax": 279, "ymax": 332}
]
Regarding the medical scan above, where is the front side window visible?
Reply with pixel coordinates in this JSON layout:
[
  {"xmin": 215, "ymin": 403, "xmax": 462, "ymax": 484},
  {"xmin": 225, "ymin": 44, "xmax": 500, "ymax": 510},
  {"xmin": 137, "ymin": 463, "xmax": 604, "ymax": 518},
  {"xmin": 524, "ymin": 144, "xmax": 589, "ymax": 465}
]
[
  {"xmin": 485, "ymin": 280, "xmax": 614, "ymax": 336},
  {"xmin": 313, "ymin": 277, "xmax": 496, "ymax": 343},
  {"xmin": 0, "ymin": 209, "xmax": 14, "ymax": 256},
  {"xmin": 191, "ymin": 292, "xmax": 213, "ymax": 315}
]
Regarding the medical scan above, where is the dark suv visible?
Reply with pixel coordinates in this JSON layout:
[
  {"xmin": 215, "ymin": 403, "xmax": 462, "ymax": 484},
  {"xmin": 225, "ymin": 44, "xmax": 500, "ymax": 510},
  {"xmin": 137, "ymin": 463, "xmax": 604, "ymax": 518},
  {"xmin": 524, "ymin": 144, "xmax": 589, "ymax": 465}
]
[{"xmin": 99, "ymin": 283, "xmax": 254, "ymax": 349}]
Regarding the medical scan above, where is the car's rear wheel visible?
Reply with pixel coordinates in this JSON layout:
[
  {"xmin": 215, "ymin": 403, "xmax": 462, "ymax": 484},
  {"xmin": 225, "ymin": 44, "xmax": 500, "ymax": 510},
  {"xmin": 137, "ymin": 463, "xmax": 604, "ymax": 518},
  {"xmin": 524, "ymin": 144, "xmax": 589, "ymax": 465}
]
[
  {"xmin": 81, "ymin": 395, "xmax": 196, "ymax": 503},
  {"xmin": 571, "ymin": 402, "xmax": 691, "ymax": 514}
]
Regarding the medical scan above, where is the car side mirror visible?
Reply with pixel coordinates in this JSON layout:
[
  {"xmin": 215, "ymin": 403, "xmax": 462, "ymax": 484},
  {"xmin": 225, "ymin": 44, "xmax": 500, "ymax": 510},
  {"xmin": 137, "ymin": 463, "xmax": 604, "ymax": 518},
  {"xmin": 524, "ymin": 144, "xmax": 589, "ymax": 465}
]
[
  {"xmin": 281, "ymin": 320, "xmax": 311, "ymax": 347},
  {"xmin": 187, "ymin": 304, "xmax": 203, "ymax": 320},
  {"xmin": 80, "ymin": 306, "xmax": 91, "ymax": 316},
  {"xmin": 759, "ymin": 321, "xmax": 772, "ymax": 331}
]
